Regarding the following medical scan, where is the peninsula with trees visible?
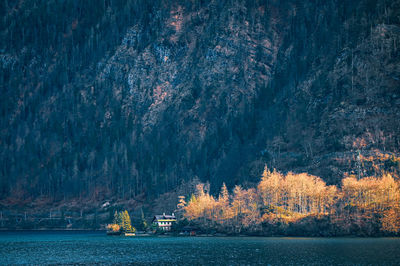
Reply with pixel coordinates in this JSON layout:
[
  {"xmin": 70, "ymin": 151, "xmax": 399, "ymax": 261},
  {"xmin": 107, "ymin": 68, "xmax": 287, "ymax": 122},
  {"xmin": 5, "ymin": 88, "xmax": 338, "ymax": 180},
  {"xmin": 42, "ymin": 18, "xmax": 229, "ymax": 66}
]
[
  {"xmin": 107, "ymin": 210, "xmax": 136, "ymax": 236},
  {"xmin": 176, "ymin": 166, "xmax": 400, "ymax": 237}
]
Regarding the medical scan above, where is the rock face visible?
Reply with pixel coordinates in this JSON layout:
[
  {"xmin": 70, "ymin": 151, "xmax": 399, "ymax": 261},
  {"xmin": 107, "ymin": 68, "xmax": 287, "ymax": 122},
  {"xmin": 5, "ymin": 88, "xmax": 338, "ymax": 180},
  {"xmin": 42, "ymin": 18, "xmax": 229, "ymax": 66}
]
[{"xmin": 1, "ymin": 0, "xmax": 399, "ymax": 203}]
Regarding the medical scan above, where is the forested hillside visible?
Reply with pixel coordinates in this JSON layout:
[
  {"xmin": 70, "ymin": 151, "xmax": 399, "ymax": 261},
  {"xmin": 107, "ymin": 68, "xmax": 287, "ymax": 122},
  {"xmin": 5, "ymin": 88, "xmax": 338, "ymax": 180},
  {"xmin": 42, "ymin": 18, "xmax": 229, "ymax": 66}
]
[{"xmin": 1, "ymin": 0, "xmax": 399, "ymax": 224}]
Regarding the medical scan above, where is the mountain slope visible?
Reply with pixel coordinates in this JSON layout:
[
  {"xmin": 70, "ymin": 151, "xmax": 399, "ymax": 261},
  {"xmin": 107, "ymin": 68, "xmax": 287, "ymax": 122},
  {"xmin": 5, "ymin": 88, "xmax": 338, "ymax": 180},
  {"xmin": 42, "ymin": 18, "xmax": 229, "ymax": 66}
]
[{"xmin": 1, "ymin": 0, "xmax": 399, "ymax": 206}]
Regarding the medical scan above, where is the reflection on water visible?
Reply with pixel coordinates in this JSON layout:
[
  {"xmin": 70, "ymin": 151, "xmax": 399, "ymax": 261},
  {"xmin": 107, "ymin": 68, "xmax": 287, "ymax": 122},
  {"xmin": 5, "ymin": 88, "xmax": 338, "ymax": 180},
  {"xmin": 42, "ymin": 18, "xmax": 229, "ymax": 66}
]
[{"xmin": 0, "ymin": 231, "xmax": 399, "ymax": 265}]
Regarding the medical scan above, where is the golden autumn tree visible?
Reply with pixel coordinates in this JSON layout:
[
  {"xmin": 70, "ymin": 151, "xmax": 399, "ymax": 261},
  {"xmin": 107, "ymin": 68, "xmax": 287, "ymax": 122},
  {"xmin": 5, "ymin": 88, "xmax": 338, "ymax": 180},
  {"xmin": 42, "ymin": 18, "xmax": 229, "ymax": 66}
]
[
  {"xmin": 381, "ymin": 207, "xmax": 400, "ymax": 233},
  {"xmin": 238, "ymin": 188, "xmax": 261, "ymax": 231},
  {"xmin": 258, "ymin": 167, "xmax": 283, "ymax": 209},
  {"xmin": 341, "ymin": 173, "xmax": 400, "ymax": 233},
  {"xmin": 184, "ymin": 183, "xmax": 217, "ymax": 226},
  {"xmin": 181, "ymin": 166, "xmax": 400, "ymax": 235},
  {"xmin": 107, "ymin": 210, "xmax": 135, "ymax": 233},
  {"xmin": 121, "ymin": 210, "xmax": 135, "ymax": 233},
  {"xmin": 257, "ymin": 166, "xmax": 339, "ymax": 224},
  {"xmin": 216, "ymin": 183, "xmax": 233, "ymax": 225},
  {"xmin": 176, "ymin": 195, "xmax": 187, "ymax": 219},
  {"xmin": 231, "ymin": 185, "xmax": 245, "ymax": 232}
]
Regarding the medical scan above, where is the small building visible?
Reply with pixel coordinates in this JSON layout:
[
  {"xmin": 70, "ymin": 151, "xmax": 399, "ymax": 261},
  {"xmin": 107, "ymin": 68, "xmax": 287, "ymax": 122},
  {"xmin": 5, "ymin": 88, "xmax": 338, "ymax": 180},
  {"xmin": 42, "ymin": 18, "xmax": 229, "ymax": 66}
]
[
  {"xmin": 181, "ymin": 226, "xmax": 198, "ymax": 236},
  {"xmin": 152, "ymin": 213, "xmax": 176, "ymax": 231}
]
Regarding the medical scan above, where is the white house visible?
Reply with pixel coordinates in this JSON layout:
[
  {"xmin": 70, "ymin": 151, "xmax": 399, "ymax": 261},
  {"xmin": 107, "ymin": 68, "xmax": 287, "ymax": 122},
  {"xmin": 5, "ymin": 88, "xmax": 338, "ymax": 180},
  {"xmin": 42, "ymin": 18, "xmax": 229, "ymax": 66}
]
[{"xmin": 152, "ymin": 213, "xmax": 176, "ymax": 231}]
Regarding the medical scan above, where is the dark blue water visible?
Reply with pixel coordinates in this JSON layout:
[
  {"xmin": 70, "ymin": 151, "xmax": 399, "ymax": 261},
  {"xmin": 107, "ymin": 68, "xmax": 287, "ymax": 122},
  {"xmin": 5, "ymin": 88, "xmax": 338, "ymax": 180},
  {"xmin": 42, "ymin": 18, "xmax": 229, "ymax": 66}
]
[{"xmin": 0, "ymin": 231, "xmax": 399, "ymax": 265}]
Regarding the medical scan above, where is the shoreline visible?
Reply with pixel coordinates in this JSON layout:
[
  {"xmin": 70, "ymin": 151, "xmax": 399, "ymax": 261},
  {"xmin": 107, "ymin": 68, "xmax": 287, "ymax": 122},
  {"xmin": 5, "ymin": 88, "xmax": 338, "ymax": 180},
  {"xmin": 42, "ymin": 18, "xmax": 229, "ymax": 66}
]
[
  {"xmin": 0, "ymin": 228, "xmax": 107, "ymax": 231},
  {"xmin": 0, "ymin": 229, "xmax": 398, "ymax": 238}
]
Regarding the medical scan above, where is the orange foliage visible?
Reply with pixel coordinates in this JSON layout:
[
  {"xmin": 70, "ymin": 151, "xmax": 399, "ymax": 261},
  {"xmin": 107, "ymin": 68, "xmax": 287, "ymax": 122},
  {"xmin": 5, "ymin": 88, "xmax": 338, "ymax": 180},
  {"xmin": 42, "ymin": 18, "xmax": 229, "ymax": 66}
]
[
  {"xmin": 258, "ymin": 167, "xmax": 337, "ymax": 217},
  {"xmin": 342, "ymin": 174, "xmax": 399, "ymax": 211},
  {"xmin": 182, "ymin": 166, "xmax": 400, "ymax": 234},
  {"xmin": 184, "ymin": 183, "xmax": 217, "ymax": 221},
  {"xmin": 381, "ymin": 207, "xmax": 400, "ymax": 233},
  {"xmin": 107, "ymin": 223, "xmax": 121, "ymax": 232},
  {"xmin": 341, "ymin": 173, "xmax": 400, "ymax": 232}
]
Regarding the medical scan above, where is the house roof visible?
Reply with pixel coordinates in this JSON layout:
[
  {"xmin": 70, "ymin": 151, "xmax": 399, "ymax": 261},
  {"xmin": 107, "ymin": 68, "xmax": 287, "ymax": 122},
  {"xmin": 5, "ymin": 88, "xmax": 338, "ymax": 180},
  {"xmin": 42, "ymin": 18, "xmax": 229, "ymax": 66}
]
[{"xmin": 153, "ymin": 214, "xmax": 176, "ymax": 222}]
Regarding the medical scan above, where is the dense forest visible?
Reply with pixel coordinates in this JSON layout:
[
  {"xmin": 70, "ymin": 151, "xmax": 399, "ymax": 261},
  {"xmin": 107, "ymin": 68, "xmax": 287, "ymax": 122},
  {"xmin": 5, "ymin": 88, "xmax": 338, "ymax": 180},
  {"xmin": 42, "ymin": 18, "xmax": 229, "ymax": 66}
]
[
  {"xmin": 1, "ymin": 0, "xmax": 400, "ymax": 231},
  {"xmin": 180, "ymin": 166, "xmax": 400, "ymax": 236}
]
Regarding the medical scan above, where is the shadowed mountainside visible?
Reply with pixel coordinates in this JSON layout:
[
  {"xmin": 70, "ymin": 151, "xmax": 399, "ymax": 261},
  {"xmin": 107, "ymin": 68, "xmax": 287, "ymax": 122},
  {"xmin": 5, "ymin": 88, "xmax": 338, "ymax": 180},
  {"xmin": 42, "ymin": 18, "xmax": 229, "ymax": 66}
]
[{"xmin": 1, "ymin": 0, "xmax": 399, "ymax": 213}]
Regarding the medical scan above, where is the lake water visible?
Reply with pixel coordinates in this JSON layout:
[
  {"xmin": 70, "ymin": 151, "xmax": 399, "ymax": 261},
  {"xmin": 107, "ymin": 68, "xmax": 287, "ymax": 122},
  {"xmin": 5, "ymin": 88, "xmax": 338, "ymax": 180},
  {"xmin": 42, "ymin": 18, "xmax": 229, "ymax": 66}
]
[{"xmin": 0, "ymin": 231, "xmax": 399, "ymax": 265}]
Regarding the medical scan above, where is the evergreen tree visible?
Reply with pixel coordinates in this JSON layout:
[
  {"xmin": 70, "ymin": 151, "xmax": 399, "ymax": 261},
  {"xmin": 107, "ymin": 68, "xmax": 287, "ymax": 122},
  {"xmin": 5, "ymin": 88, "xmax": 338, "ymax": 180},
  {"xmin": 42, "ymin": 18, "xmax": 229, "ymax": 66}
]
[
  {"xmin": 140, "ymin": 208, "xmax": 148, "ymax": 231},
  {"xmin": 113, "ymin": 210, "xmax": 122, "ymax": 225}
]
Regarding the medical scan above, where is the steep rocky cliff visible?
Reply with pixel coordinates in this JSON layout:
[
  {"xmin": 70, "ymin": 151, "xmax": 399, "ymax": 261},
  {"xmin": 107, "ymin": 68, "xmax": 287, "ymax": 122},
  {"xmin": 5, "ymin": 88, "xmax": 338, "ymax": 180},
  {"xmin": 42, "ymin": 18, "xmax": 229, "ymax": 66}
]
[{"xmin": 1, "ymin": 0, "xmax": 399, "ymax": 210}]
